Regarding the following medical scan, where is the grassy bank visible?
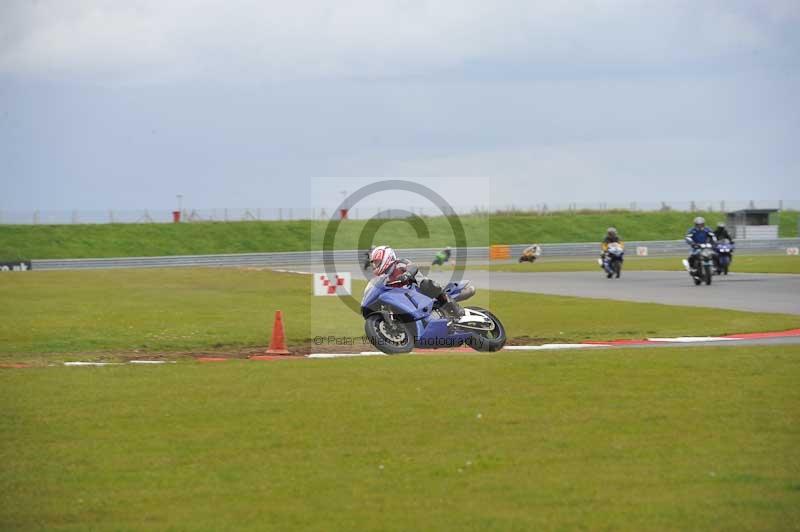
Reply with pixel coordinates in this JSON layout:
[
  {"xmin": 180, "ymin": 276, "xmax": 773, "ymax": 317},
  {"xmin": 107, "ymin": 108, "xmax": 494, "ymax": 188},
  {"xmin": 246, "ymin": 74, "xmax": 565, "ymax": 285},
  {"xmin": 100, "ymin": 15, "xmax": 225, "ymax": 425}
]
[
  {"xmin": 2, "ymin": 345, "xmax": 798, "ymax": 530},
  {"xmin": 2, "ymin": 268, "xmax": 800, "ymax": 360},
  {"xmin": 2, "ymin": 210, "xmax": 797, "ymax": 260}
]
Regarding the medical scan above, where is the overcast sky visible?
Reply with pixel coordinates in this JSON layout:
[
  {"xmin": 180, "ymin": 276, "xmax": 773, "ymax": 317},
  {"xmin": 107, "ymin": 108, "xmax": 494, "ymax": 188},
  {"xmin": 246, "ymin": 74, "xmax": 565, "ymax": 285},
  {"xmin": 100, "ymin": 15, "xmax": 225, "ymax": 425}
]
[{"xmin": 1, "ymin": 0, "xmax": 798, "ymax": 212}]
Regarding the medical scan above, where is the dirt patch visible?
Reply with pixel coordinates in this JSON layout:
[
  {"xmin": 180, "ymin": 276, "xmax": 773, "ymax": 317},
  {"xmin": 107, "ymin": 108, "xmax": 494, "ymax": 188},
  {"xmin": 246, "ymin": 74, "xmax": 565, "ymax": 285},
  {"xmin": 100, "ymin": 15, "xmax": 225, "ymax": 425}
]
[{"xmin": 6, "ymin": 337, "xmax": 544, "ymax": 363}]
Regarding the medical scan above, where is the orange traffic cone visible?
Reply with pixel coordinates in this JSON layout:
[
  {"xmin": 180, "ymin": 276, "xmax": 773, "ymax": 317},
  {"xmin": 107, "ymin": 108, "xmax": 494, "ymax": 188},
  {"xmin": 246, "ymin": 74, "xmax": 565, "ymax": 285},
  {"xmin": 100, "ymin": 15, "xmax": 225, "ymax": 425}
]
[{"xmin": 266, "ymin": 310, "xmax": 291, "ymax": 355}]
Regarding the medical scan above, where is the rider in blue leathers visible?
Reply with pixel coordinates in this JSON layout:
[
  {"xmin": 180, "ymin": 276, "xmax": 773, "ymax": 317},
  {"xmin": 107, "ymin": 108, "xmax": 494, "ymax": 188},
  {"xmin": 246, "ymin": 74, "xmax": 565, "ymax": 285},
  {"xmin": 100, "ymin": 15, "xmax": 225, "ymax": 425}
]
[{"xmin": 685, "ymin": 216, "xmax": 717, "ymax": 270}]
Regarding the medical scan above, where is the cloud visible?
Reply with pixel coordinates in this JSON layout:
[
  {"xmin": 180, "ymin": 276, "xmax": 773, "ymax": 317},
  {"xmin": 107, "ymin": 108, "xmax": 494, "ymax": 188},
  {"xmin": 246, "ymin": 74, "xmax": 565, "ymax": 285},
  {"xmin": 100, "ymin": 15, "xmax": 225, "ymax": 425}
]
[{"xmin": 1, "ymin": 0, "xmax": 797, "ymax": 84}]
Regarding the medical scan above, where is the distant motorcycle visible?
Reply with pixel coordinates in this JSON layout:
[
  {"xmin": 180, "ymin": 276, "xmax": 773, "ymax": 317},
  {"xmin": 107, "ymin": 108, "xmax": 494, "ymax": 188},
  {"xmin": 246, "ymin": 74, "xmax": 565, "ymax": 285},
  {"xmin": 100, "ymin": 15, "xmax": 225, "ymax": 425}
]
[
  {"xmin": 714, "ymin": 239, "xmax": 734, "ymax": 275},
  {"xmin": 598, "ymin": 242, "xmax": 624, "ymax": 279},
  {"xmin": 432, "ymin": 248, "xmax": 452, "ymax": 267},
  {"xmin": 519, "ymin": 245, "xmax": 541, "ymax": 263},
  {"xmin": 683, "ymin": 243, "xmax": 714, "ymax": 286}
]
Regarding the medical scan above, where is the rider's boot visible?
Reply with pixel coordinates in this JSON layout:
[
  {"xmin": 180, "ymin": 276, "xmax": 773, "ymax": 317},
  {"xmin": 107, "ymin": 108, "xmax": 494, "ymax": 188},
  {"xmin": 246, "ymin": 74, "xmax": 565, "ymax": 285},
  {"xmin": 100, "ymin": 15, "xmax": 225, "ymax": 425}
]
[
  {"xmin": 437, "ymin": 294, "xmax": 467, "ymax": 322},
  {"xmin": 441, "ymin": 300, "xmax": 465, "ymax": 319}
]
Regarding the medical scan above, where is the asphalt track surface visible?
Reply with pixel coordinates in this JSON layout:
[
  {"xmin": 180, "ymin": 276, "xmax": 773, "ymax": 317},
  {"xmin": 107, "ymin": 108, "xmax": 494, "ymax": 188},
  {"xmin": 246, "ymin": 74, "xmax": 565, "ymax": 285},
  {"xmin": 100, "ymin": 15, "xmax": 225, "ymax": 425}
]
[
  {"xmin": 314, "ymin": 263, "xmax": 800, "ymax": 315},
  {"xmin": 424, "ymin": 270, "xmax": 800, "ymax": 316}
]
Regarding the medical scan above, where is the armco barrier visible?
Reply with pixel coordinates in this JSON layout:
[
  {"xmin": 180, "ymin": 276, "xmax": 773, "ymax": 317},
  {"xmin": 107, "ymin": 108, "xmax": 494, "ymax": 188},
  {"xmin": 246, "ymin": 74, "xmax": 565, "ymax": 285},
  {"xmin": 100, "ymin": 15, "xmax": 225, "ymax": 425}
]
[{"xmin": 31, "ymin": 239, "xmax": 800, "ymax": 271}]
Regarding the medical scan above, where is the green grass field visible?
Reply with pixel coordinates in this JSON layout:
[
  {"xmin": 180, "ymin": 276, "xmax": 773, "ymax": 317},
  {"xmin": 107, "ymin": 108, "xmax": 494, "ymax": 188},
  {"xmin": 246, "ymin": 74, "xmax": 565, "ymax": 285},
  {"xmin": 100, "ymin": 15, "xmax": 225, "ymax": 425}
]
[
  {"xmin": 2, "ymin": 345, "xmax": 798, "ymax": 531},
  {"xmin": 2, "ymin": 268, "xmax": 800, "ymax": 362},
  {"xmin": 2, "ymin": 210, "xmax": 797, "ymax": 260},
  {"xmin": 483, "ymin": 255, "xmax": 800, "ymax": 274}
]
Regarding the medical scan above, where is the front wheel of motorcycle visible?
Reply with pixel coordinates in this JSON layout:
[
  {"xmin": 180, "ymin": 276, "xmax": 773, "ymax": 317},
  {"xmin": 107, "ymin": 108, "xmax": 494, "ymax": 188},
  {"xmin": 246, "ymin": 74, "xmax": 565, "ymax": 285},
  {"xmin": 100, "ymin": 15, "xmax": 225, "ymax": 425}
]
[
  {"xmin": 465, "ymin": 307, "xmax": 507, "ymax": 352},
  {"xmin": 364, "ymin": 314, "xmax": 415, "ymax": 354},
  {"xmin": 703, "ymin": 265, "xmax": 713, "ymax": 285}
]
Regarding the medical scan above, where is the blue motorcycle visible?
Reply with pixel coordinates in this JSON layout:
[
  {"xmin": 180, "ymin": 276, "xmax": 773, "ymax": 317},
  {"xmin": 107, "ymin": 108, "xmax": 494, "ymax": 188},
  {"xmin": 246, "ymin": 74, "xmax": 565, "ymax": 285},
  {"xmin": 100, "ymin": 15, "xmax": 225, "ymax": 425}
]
[
  {"xmin": 361, "ymin": 275, "xmax": 507, "ymax": 354},
  {"xmin": 714, "ymin": 239, "xmax": 734, "ymax": 275}
]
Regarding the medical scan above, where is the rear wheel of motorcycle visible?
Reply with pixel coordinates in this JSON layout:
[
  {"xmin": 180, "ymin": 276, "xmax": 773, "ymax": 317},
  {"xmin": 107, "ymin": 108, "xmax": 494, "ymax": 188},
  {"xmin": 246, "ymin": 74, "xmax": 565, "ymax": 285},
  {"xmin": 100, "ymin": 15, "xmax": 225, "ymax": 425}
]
[
  {"xmin": 465, "ymin": 307, "xmax": 507, "ymax": 352},
  {"xmin": 613, "ymin": 261, "xmax": 622, "ymax": 278},
  {"xmin": 364, "ymin": 314, "xmax": 415, "ymax": 354}
]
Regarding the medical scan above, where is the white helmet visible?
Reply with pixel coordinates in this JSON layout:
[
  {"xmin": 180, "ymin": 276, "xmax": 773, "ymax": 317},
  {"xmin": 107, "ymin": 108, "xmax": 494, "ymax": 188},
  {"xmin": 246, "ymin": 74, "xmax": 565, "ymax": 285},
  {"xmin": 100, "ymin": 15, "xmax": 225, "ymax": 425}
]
[
  {"xmin": 370, "ymin": 245, "xmax": 396, "ymax": 275},
  {"xmin": 694, "ymin": 216, "xmax": 705, "ymax": 226},
  {"xmin": 717, "ymin": 222, "xmax": 725, "ymax": 228}
]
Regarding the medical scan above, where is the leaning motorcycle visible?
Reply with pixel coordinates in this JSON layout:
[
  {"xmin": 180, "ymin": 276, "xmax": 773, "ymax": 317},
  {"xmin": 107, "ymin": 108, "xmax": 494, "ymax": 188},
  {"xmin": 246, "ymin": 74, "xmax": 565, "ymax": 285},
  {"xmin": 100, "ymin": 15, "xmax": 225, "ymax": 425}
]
[
  {"xmin": 683, "ymin": 243, "xmax": 714, "ymax": 286},
  {"xmin": 361, "ymin": 274, "xmax": 507, "ymax": 354},
  {"xmin": 431, "ymin": 252, "xmax": 447, "ymax": 266},
  {"xmin": 714, "ymin": 239, "xmax": 734, "ymax": 275},
  {"xmin": 598, "ymin": 242, "xmax": 624, "ymax": 278}
]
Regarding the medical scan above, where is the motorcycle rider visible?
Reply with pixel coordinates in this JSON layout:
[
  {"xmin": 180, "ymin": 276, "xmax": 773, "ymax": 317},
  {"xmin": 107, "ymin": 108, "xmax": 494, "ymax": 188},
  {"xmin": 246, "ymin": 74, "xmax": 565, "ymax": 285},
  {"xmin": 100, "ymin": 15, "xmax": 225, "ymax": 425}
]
[
  {"xmin": 685, "ymin": 216, "xmax": 717, "ymax": 271},
  {"xmin": 520, "ymin": 244, "xmax": 541, "ymax": 262},
  {"xmin": 432, "ymin": 246, "xmax": 452, "ymax": 266},
  {"xmin": 714, "ymin": 222, "xmax": 734, "ymax": 243},
  {"xmin": 601, "ymin": 227, "xmax": 621, "ymax": 250},
  {"xmin": 712, "ymin": 222, "xmax": 734, "ymax": 273},
  {"xmin": 370, "ymin": 245, "xmax": 466, "ymax": 321},
  {"xmin": 600, "ymin": 227, "xmax": 623, "ymax": 278}
]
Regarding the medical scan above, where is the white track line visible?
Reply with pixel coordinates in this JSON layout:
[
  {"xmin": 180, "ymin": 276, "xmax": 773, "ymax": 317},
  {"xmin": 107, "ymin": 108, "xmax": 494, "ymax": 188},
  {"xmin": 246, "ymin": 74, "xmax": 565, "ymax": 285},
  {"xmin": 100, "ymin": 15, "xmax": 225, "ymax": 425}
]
[
  {"xmin": 64, "ymin": 362, "xmax": 124, "ymax": 366},
  {"xmin": 504, "ymin": 344, "xmax": 612, "ymax": 351},
  {"xmin": 308, "ymin": 352, "xmax": 387, "ymax": 359}
]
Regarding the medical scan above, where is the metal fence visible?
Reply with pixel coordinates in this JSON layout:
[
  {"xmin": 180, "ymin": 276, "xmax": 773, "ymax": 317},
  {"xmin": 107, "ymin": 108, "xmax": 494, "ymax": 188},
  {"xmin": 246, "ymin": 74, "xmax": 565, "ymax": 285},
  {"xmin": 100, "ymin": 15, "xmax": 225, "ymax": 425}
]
[
  {"xmin": 29, "ymin": 239, "xmax": 800, "ymax": 271},
  {"xmin": 2, "ymin": 200, "xmax": 798, "ymax": 225}
]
